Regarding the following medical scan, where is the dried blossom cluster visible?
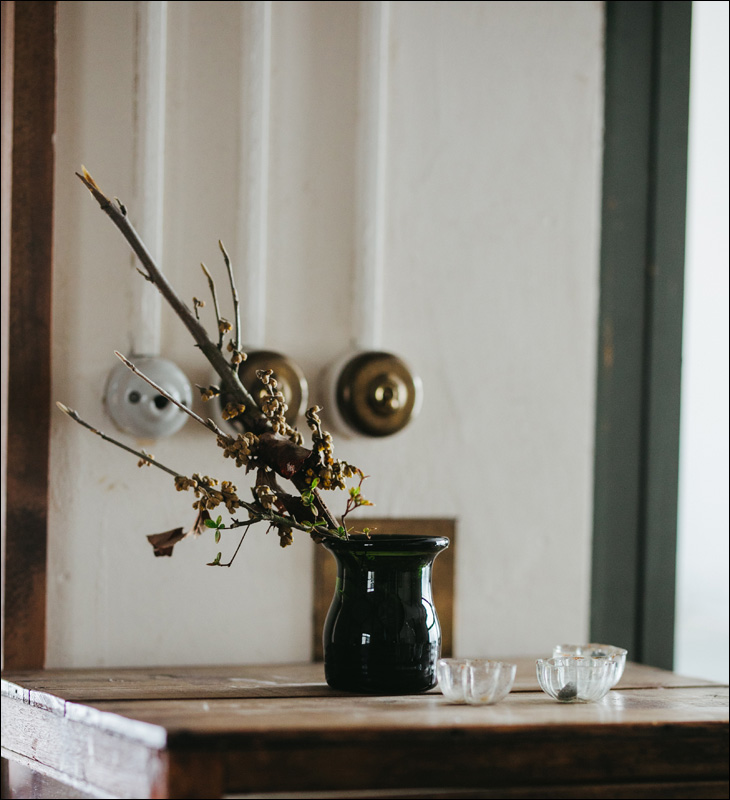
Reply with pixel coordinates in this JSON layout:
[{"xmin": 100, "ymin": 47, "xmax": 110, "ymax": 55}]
[
  {"xmin": 227, "ymin": 340, "xmax": 246, "ymax": 366},
  {"xmin": 257, "ymin": 369, "xmax": 300, "ymax": 440},
  {"xmin": 254, "ymin": 484, "xmax": 276, "ymax": 510},
  {"xmin": 217, "ymin": 431, "xmax": 258, "ymax": 469},
  {"xmin": 172, "ymin": 365, "xmax": 372, "ymax": 560},
  {"xmin": 174, "ymin": 474, "xmax": 241, "ymax": 514},
  {"xmin": 222, "ymin": 402, "xmax": 246, "ymax": 421},
  {"xmin": 304, "ymin": 406, "xmax": 360, "ymax": 491},
  {"xmin": 166, "ymin": 376, "xmax": 373, "ymax": 561}
]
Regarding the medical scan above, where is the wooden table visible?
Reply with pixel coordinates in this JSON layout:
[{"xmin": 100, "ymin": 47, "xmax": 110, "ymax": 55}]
[{"xmin": 2, "ymin": 659, "xmax": 728, "ymax": 799}]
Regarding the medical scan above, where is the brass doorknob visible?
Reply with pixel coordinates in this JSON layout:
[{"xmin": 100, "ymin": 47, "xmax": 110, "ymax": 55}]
[
  {"xmin": 335, "ymin": 351, "xmax": 422, "ymax": 437},
  {"xmin": 219, "ymin": 350, "xmax": 308, "ymax": 432}
]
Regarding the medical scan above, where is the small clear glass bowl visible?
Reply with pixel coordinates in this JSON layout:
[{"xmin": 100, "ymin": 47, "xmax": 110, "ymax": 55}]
[
  {"xmin": 552, "ymin": 643, "xmax": 627, "ymax": 686},
  {"xmin": 436, "ymin": 658, "xmax": 472, "ymax": 703},
  {"xmin": 537, "ymin": 656, "xmax": 618, "ymax": 703},
  {"xmin": 463, "ymin": 660, "xmax": 517, "ymax": 705},
  {"xmin": 437, "ymin": 658, "xmax": 516, "ymax": 705}
]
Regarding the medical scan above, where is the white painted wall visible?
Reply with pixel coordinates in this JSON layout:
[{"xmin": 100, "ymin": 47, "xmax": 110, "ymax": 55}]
[{"xmin": 48, "ymin": 0, "xmax": 604, "ymax": 667}]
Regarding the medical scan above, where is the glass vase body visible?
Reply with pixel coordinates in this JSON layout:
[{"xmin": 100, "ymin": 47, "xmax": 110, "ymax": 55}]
[{"xmin": 322, "ymin": 534, "xmax": 449, "ymax": 694}]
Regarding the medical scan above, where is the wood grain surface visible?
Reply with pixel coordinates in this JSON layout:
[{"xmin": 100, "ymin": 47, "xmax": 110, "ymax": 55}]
[
  {"xmin": 2, "ymin": 661, "xmax": 727, "ymax": 799},
  {"xmin": 1, "ymin": 658, "xmax": 717, "ymax": 703}
]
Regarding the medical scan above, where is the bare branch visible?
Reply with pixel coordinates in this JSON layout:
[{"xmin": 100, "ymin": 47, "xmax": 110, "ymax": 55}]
[
  {"xmin": 56, "ymin": 402, "xmax": 180, "ymax": 478},
  {"xmin": 215, "ymin": 524, "xmax": 252, "ymax": 567},
  {"xmin": 59, "ymin": 400, "xmax": 345, "ymax": 549},
  {"xmin": 200, "ymin": 262, "xmax": 225, "ymax": 349},
  {"xmin": 219, "ymin": 240, "xmax": 241, "ymax": 354},
  {"xmin": 229, "ymin": 503, "xmax": 343, "ymax": 542},
  {"xmin": 113, "ymin": 351, "xmax": 228, "ymax": 438},
  {"xmin": 76, "ymin": 169, "xmax": 266, "ymax": 433}
]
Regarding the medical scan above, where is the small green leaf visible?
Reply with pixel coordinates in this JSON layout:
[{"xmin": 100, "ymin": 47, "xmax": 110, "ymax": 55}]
[
  {"xmin": 215, "ymin": 515, "xmax": 222, "ymax": 526},
  {"xmin": 204, "ymin": 519, "xmax": 218, "ymax": 528},
  {"xmin": 349, "ymin": 486, "xmax": 360, "ymax": 497},
  {"xmin": 310, "ymin": 477, "xmax": 319, "ymax": 489},
  {"xmin": 215, "ymin": 530, "xmax": 221, "ymax": 543}
]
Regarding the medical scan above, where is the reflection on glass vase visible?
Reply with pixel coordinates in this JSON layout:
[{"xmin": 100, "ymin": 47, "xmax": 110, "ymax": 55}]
[{"xmin": 322, "ymin": 534, "xmax": 450, "ymax": 694}]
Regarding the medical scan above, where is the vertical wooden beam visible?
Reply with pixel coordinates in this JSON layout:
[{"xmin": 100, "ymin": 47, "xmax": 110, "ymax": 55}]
[
  {"xmin": 3, "ymin": 0, "xmax": 56, "ymax": 669},
  {"xmin": 592, "ymin": 0, "xmax": 655, "ymax": 660},
  {"xmin": 592, "ymin": 1, "xmax": 691, "ymax": 668},
  {"xmin": 1, "ymin": 0, "xmax": 16, "ymax": 669},
  {"xmin": 640, "ymin": 0, "xmax": 691, "ymax": 669}
]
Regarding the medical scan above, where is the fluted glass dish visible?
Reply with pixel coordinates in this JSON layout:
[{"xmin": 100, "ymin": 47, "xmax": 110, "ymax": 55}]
[
  {"xmin": 463, "ymin": 660, "xmax": 517, "ymax": 705},
  {"xmin": 552, "ymin": 643, "xmax": 627, "ymax": 686},
  {"xmin": 536, "ymin": 656, "xmax": 618, "ymax": 703},
  {"xmin": 436, "ymin": 658, "xmax": 472, "ymax": 703}
]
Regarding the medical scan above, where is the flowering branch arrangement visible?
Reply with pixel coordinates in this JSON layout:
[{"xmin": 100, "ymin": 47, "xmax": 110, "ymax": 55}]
[{"xmin": 58, "ymin": 168, "xmax": 372, "ymax": 566}]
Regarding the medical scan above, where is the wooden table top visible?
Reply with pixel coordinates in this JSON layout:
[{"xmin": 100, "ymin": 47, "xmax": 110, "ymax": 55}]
[{"xmin": 2, "ymin": 659, "xmax": 728, "ymax": 799}]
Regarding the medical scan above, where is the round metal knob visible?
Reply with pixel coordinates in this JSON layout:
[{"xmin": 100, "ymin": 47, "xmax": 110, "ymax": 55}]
[
  {"xmin": 220, "ymin": 350, "xmax": 308, "ymax": 432},
  {"xmin": 335, "ymin": 351, "xmax": 421, "ymax": 437},
  {"xmin": 104, "ymin": 356, "xmax": 192, "ymax": 439}
]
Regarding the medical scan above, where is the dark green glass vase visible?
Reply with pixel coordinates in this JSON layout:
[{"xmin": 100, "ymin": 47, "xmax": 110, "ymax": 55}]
[{"xmin": 323, "ymin": 534, "xmax": 450, "ymax": 694}]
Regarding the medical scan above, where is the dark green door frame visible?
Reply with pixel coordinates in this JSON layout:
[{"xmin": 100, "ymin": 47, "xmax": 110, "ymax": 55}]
[{"xmin": 591, "ymin": 0, "xmax": 692, "ymax": 669}]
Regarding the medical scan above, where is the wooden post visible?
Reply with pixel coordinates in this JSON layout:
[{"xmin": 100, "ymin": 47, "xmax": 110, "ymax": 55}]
[{"xmin": 3, "ymin": 0, "xmax": 56, "ymax": 669}]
